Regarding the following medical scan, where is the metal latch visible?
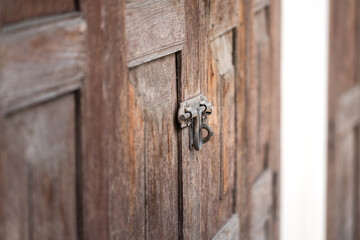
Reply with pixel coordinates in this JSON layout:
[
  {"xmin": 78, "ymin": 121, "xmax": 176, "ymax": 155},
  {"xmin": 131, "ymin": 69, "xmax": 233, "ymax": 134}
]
[{"xmin": 178, "ymin": 94, "xmax": 214, "ymax": 151}]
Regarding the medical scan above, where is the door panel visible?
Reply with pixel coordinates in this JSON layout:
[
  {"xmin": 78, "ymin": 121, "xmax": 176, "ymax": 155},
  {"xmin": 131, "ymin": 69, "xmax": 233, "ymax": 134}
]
[
  {"xmin": 0, "ymin": 13, "xmax": 86, "ymax": 114},
  {"xmin": 328, "ymin": 85, "xmax": 360, "ymax": 240},
  {"xmin": 125, "ymin": 0, "xmax": 184, "ymax": 67},
  {"xmin": 2, "ymin": 95, "xmax": 77, "ymax": 240},
  {"xmin": 127, "ymin": 54, "xmax": 178, "ymax": 239},
  {"xmin": 327, "ymin": 0, "xmax": 360, "ymax": 239},
  {"xmin": 0, "ymin": 0, "xmax": 280, "ymax": 239},
  {"xmin": 0, "ymin": 7, "xmax": 85, "ymax": 240}
]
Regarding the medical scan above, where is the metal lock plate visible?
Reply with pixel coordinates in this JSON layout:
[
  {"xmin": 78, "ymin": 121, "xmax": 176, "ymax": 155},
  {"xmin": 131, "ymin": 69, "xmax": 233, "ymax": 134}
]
[{"xmin": 177, "ymin": 94, "xmax": 214, "ymax": 151}]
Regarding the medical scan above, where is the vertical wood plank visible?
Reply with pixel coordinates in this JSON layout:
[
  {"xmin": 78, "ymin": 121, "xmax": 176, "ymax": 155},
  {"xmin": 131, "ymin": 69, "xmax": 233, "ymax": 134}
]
[
  {"xmin": 209, "ymin": 32, "xmax": 236, "ymax": 199},
  {"xmin": 328, "ymin": 85, "xmax": 360, "ymax": 240},
  {"xmin": 239, "ymin": 0, "xmax": 280, "ymax": 238},
  {"xmin": 269, "ymin": 0, "xmax": 281, "ymax": 238},
  {"xmin": 200, "ymin": 30, "xmax": 236, "ymax": 239},
  {"xmin": 180, "ymin": 1, "xmax": 209, "ymax": 239},
  {"xmin": 327, "ymin": 0, "xmax": 359, "ymax": 238},
  {"xmin": 128, "ymin": 54, "xmax": 178, "ymax": 240},
  {"xmin": 252, "ymin": 8, "xmax": 271, "ymax": 184},
  {"xmin": 334, "ymin": 131, "xmax": 356, "ymax": 240},
  {"xmin": 79, "ymin": 0, "xmax": 126, "ymax": 239},
  {"xmin": 234, "ymin": 0, "xmax": 248, "ymax": 238},
  {"xmin": 1, "ymin": 95, "xmax": 77, "ymax": 240},
  {"xmin": 250, "ymin": 170, "xmax": 272, "ymax": 240}
]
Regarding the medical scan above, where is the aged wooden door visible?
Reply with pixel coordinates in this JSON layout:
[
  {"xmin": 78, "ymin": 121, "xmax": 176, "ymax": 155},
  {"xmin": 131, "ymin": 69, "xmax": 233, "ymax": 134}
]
[
  {"xmin": 0, "ymin": 0, "xmax": 280, "ymax": 239},
  {"xmin": 327, "ymin": 0, "xmax": 360, "ymax": 239}
]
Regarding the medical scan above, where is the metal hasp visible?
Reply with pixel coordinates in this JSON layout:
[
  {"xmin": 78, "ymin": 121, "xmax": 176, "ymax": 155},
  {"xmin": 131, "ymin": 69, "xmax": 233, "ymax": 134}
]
[{"xmin": 178, "ymin": 94, "xmax": 214, "ymax": 151}]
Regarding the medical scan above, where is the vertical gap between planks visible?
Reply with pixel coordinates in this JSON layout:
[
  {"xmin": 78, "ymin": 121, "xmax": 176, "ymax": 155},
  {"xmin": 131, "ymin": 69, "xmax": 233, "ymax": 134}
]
[
  {"xmin": 354, "ymin": 125, "xmax": 359, "ymax": 239},
  {"xmin": 175, "ymin": 51, "xmax": 184, "ymax": 240},
  {"xmin": 219, "ymin": 56, "xmax": 224, "ymax": 200},
  {"xmin": 144, "ymin": 116, "xmax": 147, "ymax": 240},
  {"xmin": 272, "ymin": 171, "xmax": 278, "ymax": 221},
  {"xmin": 232, "ymin": 27, "xmax": 238, "ymax": 213},
  {"xmin": 27, "ymin": 160, "xmax": 33, "ymax": 240},
  {"xmin": 74, "ymin": 90, "xmax": 83, "ymax": 240},
  {"xmin": 74, "ymin": 0, "xmax": 81, "ymax": 11}
]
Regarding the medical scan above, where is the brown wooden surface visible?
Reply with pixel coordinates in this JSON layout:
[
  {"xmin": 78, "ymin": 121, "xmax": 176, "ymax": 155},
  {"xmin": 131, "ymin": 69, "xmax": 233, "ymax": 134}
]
[
  {"xmin": 179, "ymin": 1, "xmax": 204, "ymax": 239},
  {"xmin": 210, "ymin": 0, "xmax": 239, "ymax": 39},
  {"xmin": 79, "ymin": 0, "xmax": 125, "ymax": 239},
  {"xmin": 0, "ymin": 0, "xmax": 281, "ymax": 239},
  {"xmin": 125, "ymin": 0, "xmax": 184, "ymax": 67},
  {"xmin": 237, "ymin": 0, "xmax": 280, "ymax": 239},
  {"xmin": 127, "ymin": 54, "xmax": 179, "ymax": 239},
  {"xmin": 0, "ymin": 13, "xmax": 86, "ymax": 114},
  {"xmin": 212, "ymin": 214, "xmax": 240, "ymax": 240},
  {"xmin": 250, "ymin": 170, "xmax": 272, "ymax": 239},
  {"xmin": 1, "ymin": 95, "xmax": 77, "ymax": 240},
  {"xmin": 327, "ymin": 0, "xmax": 360, "ymax": 239},
  {"xmin": 1, "ymin": 0, "xmax": 75, "ymax": 24}
]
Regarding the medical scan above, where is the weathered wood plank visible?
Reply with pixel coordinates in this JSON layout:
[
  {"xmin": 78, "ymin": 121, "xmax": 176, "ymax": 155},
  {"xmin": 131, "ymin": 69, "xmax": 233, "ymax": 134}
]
[
  {"xmin": 1, "ymin": 0, "xmax": 75, "ymax": 24},
  {"xmin": 327, "ymin": 1, "xmax": 359, "ymax": 238},
  {"xmin": 328, "ymin": 85, "xmax": 360, "ymax": 240},
  {"xmin": 335, "ymin": 85, "xmax": 360, "ymax": 133},
  {"xmin": 0, "ymin": 13, "xmax": 87, "ymax": 114},
  {"xmin": 250, "ymin": 170, "xmax": 272, "ymax": 240},
  {"xmin": 198, "ymin": 30, "xmax": 235, "ymax": 239},
  {"xmin": 333, "ymin": 130, "xmax": 357, "ymax": 240},
  {"xmin": 234, "ymin": 0, "xmax": 248, "ymax": 239},
  {"xmin": 180, "ymin": 1, "xmax": 207, "ymax": 239},
  {"xmin": 210, "ymin": 32, "xmax": 236, "ymax": 198},
  {"xmin": 252, "ymin": 8, "xmax": 271, "ymax": 182},
  {"xmin": 125, "ymin": 0, "xmax": 184, "ymax": 67},
  {"xmin": 231, "ymin": 1, "xmax": 281, "ymax": 240},
  {"xmin": 79, "ymin": 1, "xmax": 125, "ymax": 239},
  {"xmin": 269, "ymin": 0, "xmax": 281, "ymax": 238},
  {"xmin": 210, "ymin": 0, "xmax": 239, "ymax": 39},
  {"xmin": 128, "ymin": 54, "xmax": 178, "ymax": 239},
  {"xmin": 1, "ymin": 95, "xmax": 77, "ymax": 240},
  {"xmin": 212, "ymin": 214, "xmax": 239, "ymax": 240}
]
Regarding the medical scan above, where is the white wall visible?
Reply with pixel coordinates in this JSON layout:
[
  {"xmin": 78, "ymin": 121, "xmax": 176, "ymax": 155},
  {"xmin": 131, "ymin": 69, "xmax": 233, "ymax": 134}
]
[{"xmin": 281, "ymin": 1, "xmax": 328, "ymax": 240}]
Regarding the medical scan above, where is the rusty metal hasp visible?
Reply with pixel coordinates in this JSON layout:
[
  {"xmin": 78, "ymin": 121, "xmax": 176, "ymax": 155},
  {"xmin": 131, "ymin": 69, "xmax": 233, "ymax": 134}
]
[{"xmin": 177, "ymin": 94, "xmax": 214, "ymax": 151}]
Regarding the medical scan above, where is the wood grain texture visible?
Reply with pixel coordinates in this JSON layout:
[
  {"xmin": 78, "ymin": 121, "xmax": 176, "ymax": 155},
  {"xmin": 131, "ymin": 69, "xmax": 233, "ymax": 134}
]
[
  {"xmin": 252, "ymin": 7, "xmax": 271, "ymax": 185},
  {"xmin": 125, "ymin": 0, "xmax": 184, "ymax": 67},
  {"xmin": 250, "ymin": 170, "xmax": 272, "ymax": 240},
  {"xmin": 327, "ymin": 0, "xmax": 360, "ymax": 239},
  {"xmin": 0, "ymin": 13, "xmax": 87, "ymax": 114},
  {"xmin": 78, "ymin": 0, "xmax": 126, "ymax": 239},
  {"xmin": 179, "ymin": 1, "xmax": 207, "ymax": 239},
  {"xmin": 195, "ymin": 30, "xmax": 236, "ymax": 240},
  {"xmin": 328, "ymin": 85, "xmax": 360, "ymax": 240},
  {"xmin": 238, "ymin": 0, "xmax": 280, "ymax": 239},
  {"xmin": 268, "ymin": 0, "xmax": 281, "ymax": 238},
  {"xmin": 127, "ymin": 54, "xmax": 178, "ymax": 239},
  {"xmin": 210, "ymin": 0, "xmax": 239, "ymax": 39},
  {"xmin": 210, "ymin": 32, "xmax": 236, "ymax": 198},
  {"xmin": 234, "ymin": 0, "xmax": 248, "ymax": 239},
  {"xmin": 335, "ymin": 85, "xmax": 360, "ymax": 133},
  {"xmin": 1, "ymin": 0, "xmax": 75, "ymax": 24},
  {"xmin": 0, "ymin": 95, "xmax": 77, "ymax": 240}
]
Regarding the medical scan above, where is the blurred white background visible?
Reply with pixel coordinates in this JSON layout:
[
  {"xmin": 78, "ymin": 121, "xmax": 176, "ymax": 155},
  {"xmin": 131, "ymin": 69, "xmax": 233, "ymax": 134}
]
[{"xmin": 281, "ymin": 1, "xmax": 328, "ymax": 240}]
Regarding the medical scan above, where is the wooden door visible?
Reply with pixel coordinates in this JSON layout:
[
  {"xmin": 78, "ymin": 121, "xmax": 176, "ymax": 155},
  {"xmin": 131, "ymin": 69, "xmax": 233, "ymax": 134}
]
[
  {"xmin": 327, "ymin": 0, "xmax": 360, "ymax": 239},
  {"xmin": 0, "ymin": 0, "xmax": 280, "ymax": 239}
]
